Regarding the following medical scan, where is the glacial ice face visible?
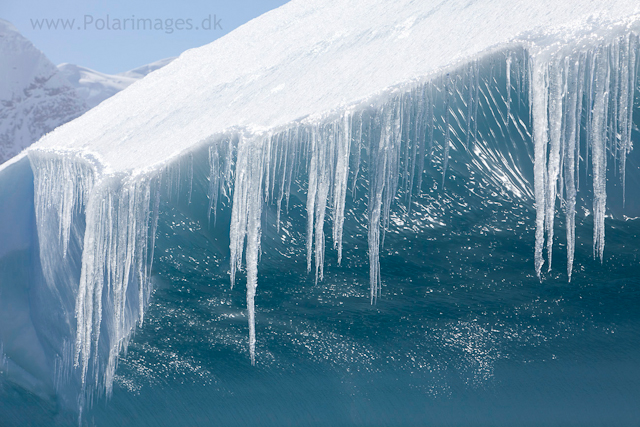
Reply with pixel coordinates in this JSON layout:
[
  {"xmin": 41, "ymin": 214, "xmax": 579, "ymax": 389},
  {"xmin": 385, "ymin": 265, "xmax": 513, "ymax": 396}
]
[
  {"xmin": 7, "ymin": 32, "xmax": 640, "ymax": 413},
  {"xmin": 1, "ymin": 1, "xmax": 640, "ymax": 419}
]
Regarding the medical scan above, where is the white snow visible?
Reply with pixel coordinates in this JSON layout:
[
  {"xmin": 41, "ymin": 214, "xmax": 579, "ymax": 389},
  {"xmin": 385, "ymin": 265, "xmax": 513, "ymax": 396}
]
[{"xmin": 32, "ymin": 0, "xmax": 640, "ymax": 173}]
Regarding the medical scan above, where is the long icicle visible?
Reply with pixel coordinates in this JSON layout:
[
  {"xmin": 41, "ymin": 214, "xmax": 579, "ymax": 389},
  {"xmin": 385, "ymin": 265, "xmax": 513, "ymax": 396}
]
[{"xmin": 531, "ymin": 57, "xmax": 550, "ymax": 278}]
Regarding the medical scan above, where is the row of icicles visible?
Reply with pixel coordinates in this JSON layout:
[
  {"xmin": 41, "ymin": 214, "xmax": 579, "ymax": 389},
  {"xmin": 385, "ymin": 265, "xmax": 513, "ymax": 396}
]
[
  {"xmin": 212, "ymin": 34, "xmax": 639, "ymax": 362},
  {"xmin": 28, "ymin": 33, "xmax": 639, "ymax": 417}
]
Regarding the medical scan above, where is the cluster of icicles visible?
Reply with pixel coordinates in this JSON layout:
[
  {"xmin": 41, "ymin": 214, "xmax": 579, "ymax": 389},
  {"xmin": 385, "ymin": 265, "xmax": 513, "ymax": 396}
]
[
  {"xmin": 531, "ymin": 35, "xmax": 638, "ymax": 280},
  {"xmin": 28, "ymin": 32, "xmax": 638, "ymax": 412},
  {"xmin": 30, "ymin": 151, "xmax": 160, "ymax": 410}
]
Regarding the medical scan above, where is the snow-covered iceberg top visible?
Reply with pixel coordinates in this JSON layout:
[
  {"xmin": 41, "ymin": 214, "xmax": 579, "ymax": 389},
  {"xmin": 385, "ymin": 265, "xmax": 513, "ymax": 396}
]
[{"xmin": 32, "ymin": 0, "xmax": 640, "ymax": 172}]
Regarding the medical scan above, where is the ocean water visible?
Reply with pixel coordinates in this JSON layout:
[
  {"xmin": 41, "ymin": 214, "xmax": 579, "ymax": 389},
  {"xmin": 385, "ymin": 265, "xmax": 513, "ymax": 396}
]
[
  {"xmin": 93, "ymin": 200, "xmax": 640, "ymax": 427},
  {"xmin": 92, "ymin": 52, "xmax": 640, "ymax": 425},
  {"xmin": 2, "ymin": 49, "xmax": 640, "ymax": 426}
]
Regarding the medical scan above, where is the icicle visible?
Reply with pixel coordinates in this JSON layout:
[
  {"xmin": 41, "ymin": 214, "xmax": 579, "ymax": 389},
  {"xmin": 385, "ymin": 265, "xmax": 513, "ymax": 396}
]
[
  {"xmin": 564, "ymin": 56, "xmax": 580, "ymax": 281},
  {"xmin": 145, "ymin": 183, "xmax": 161, "ymax": 323},
  {"xmin": 367, "ymin": 106, "xmax": 391, "ymax": 302},
  {"xmin": 306, "ymin": 126, "xmax": 327, "ymax": 282},
  {"xmin": 245, "ymin": 158, "xmax": 264, "ymax": 366},
  {"xmin": 575, "ymin": 53, "xmax": 586, "ymax": 193},
  {"xmin": 30, "ymin": 153, "xmax": 96, "ymax": 296},
  {"xmin": 585, "ymin": 52, "xmax": 597, "ymax": 181},
  {"xmin": 382, "ymin": 100, "xmax": 403, "ymax": 234},
  {"xmin": 304, "ymin": 121, "xmax": 340, "ymax": 283},
  {"xmin": 516, "ymin": 51, "xmax": 523, "ymax": 107},
  {"xmin": 506, "ymin": 54, "xmax": 512, "ymax": 128},
  {"xmin": 558, "ymin": 61, "xmax": 568, "ymax": 203},
  {"xmin": 229, "ymin": 134, "xmax": 267, "ymax": 364},
  {"xmin": 32, "ymin": 163, "xmax": 160, "ymax": 422},
  {"xmin": 590, "ymin": 48, "xmax": 609, "ymax": 262},
  {"xmin": 408, "ymin": 85, "xmax": 426, "ymax": 209},
  {"xmin": 284, "ymin": 126, "xmax": 297, "ymax": 212},
  {"xmin": 184, "ymin": 154, "xmax": 191, "ymax": 205},
  {"xmin": 263, "ymin": 136, "xmax": 272, "ymax": 204},
  {"xmin": 276, "ymin": 131, "xmax": 290, "ymax": 233},
  {"xmin": 267, "ymin": 133, "xmax": 280, "ymax": 206},
  {"xmin": 619, "ymin": 34, "xmax": 637, "ymax": 206},
  {"xmin": 442, "ymin": 76, "xmax": 452, "ymax": 188},
  {"xmin": 401, "ymin": 96, "xmax": 412, "ymax": 195},
  {"xmin": 528, "ymin": 33, "xmax": 639, "ymax": 279},
  {"xmin": 531, "ymin": 57, "xmax": 550, "ymax": 278},
  {"xmin": 545, "ymin": 61, "xmax": 564, "ymax": 272},
  {"xmin": 208, "ymin": 145, "xmax": 220, "ymax": 226},
  {"xmin": 332, "ymin": 113, "xmax": 351, "ymax": 265},
  {"xmin": 626, "ymin": 34, "xmax": 639, "ymax": 203},
  {"xmin": 306, "ymin": 127, "xmax": 319, "ymax": 274},
  {"xmin": 351, "ymin": 112, "xmax": 363, "ymax": 197},
  {"xmin": 473, "ymin": 60, "xmax": 481, "ymax": 144},
  {"xmin": 313, "ymin": 125, "xmax": 333, "ymax": 283}
]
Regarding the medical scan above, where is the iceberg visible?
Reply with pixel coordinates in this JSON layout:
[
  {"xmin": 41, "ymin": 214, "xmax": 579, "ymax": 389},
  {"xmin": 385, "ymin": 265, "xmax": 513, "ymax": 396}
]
[{"xmin": 1, "ymin": 0, "xmax": 640, "ymax": 422}]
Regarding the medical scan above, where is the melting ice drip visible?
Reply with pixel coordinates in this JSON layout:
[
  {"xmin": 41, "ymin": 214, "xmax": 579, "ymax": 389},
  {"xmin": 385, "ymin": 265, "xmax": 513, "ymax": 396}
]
[{"xmin": 27, "ymin": 30, "xmax": 639, "ymax": 414}]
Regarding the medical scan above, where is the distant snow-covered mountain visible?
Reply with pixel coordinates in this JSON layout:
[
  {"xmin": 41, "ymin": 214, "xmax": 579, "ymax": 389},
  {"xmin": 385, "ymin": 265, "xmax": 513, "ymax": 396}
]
[
  {"xmin": 115, "ymin": 57, "xmax": 175, "ymax": 80},
  {"xmin": 57, "ymin": 57, "xmax": 175, "ymax": 110},
  {"xmin": 0, "ymin": 19, "xmax": 85, "ymax": 164},
  {"xmin": 0, "ymin": 18, "xmax": 174, "ymax": 164}
]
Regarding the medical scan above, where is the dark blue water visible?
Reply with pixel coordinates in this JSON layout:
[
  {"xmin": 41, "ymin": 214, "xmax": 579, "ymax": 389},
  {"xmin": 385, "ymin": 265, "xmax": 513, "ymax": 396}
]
[{"xmin": 81, "ymin": 179, "xmax": 640, "ymax": 426}]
